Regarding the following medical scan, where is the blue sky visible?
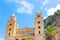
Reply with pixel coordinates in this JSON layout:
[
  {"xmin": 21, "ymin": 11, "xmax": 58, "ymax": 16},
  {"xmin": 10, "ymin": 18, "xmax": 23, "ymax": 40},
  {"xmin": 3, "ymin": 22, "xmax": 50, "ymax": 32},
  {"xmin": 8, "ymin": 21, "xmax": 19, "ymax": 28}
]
[{"xmin": 0, "ymin": 0, "xmax": 60, "ymax": 40}]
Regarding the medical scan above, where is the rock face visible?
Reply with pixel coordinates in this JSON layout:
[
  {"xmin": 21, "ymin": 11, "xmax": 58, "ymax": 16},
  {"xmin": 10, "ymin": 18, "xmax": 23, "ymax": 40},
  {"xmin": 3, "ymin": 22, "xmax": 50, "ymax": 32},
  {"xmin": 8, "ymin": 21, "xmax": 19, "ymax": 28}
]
[
  {"xmin": 44, "ymin": 10, "xmax": 60, "ymax": 28},
  {"xmin": 44, "ymin": 10, "xmax": 60, "ymax": 40},
  {"xmin": 52, "ymin": 12, "xmax": 60, "ymax": 27},
  {"xmin": 44, "ymin": 15, "xmax": 53, "ymax": 28}
]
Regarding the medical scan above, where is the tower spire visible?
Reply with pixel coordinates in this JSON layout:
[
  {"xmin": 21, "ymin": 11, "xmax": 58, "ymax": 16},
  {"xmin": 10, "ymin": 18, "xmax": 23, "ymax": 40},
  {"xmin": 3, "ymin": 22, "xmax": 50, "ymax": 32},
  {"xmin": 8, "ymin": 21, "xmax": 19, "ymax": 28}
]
[
  {"xmin": 10, "ymin": 12, "xmax": 16, "ymax": 21},
  {"xmin": 12, "ymin": 13, "xmax": 15, "ymax": 16},
  {"xmin": 35, "ymin": 11, "xmax": 45, "ymax": 40},
  {"xmin": 37, "ymin": 11, "xmax": 41, "ymax": 13},
  {"xmin": 36, "ymin": 11, "xmax": 41, "ymax": 17}
]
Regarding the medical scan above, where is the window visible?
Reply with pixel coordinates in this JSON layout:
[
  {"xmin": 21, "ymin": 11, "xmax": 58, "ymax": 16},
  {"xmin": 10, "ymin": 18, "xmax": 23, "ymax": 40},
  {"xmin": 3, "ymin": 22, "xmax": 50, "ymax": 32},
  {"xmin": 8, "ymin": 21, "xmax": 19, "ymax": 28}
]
[
  {"xmin": 9, "ymin": 28, "xmax": 11, "ymax": 31},
  {"xmin": 38, "ymin": 21, "xmax": 40, "ymax": 24},
  {"xmin": 38, "ymin": 15, "xmax": 40, "ymax": 17},
  {"xmin": 9, "ymin": 33, "xmax": 10, "ymax": 36},
  {"xmin": 16, "ymin": 39, "xmax": 18, "ymax": 40},
  {"xmin": 22, "ymin": 38, "xmax": 26, "ymax": 40},
  {"xmin": 38, "ymin": 26, "xmax": 40, "ymax": 29},
  {"xmin": 10, "ymin": 23, "xmax": 12, "ymax": 26},
  {"xmin": 33, "ymin": 33, "xmax": 34, "ymax": 35},
  {"xmin": 39, "ymin": 31, "xmax": 40, "ymax": 34}
]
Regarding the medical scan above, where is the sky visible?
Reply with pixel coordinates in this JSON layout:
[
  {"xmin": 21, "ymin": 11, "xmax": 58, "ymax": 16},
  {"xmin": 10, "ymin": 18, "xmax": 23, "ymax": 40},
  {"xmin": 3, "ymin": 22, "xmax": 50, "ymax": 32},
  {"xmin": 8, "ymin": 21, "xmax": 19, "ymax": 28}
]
[{"xmin": 0, "ymin": 0, "xmax": 60, "ymax": 40}]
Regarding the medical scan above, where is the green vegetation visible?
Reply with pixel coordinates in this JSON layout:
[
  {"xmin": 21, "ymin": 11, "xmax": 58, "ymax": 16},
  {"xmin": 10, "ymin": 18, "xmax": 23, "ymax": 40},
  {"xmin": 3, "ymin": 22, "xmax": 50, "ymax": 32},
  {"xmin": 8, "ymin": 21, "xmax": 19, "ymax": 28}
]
[
  {"xmin": 44, "ymin": 10, "xmax": 60, "ymax": 40},
  {"xmin": 46, "ymin": 26, "xmax": 58, "ymax": 40},
  {"xmin": 57, "ymin": 10, "xmax": 60, "ymax": 14},
  {"xmin": 26, "ymin": 36, "xmax": 32, "ymax": 40}
]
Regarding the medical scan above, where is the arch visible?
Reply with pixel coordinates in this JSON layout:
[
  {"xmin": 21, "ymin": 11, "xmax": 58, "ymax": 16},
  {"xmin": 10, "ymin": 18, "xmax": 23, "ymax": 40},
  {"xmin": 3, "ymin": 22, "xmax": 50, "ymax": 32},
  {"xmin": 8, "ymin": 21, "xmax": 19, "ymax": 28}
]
[{"xmin": 15, "ymin": 39, "xmax": 19, "ymax": 40}]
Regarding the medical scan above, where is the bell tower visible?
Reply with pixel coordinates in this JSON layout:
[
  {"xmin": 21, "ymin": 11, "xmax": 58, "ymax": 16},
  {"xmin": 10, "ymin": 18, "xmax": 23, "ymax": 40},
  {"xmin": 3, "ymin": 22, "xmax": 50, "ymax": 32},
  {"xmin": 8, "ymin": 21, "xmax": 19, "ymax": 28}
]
[
  {"xmin": 35, "ymin": 11, "xmax": 45, "ymax": 40},
  {"xmin": 5, "ymin": 13, "xmax": 18, "ymax": 40}
]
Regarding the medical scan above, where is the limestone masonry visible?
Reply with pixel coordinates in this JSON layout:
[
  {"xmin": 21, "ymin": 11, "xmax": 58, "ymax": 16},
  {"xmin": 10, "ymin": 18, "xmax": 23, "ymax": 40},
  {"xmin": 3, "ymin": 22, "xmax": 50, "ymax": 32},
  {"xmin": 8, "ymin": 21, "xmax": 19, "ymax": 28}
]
[{"xmin": 5, "ymin": 11, "xmax": 45, "ymax": 40}]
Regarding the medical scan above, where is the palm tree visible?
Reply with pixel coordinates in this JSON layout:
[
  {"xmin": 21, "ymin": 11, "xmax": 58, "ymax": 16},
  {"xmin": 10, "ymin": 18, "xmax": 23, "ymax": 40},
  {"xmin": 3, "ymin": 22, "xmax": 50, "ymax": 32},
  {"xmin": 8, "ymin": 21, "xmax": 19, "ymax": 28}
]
[{"xmin": 46, "ymin": 26, "xmax": 58, "ymax": 40}]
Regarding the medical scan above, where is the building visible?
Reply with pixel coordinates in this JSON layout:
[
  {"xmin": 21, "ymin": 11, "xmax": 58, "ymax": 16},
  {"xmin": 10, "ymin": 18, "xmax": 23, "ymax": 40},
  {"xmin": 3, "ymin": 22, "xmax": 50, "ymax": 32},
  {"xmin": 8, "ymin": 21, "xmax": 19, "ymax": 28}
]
[{"xmin": 5, "ymin": 11, "xmax": 45, "ymax": 40}]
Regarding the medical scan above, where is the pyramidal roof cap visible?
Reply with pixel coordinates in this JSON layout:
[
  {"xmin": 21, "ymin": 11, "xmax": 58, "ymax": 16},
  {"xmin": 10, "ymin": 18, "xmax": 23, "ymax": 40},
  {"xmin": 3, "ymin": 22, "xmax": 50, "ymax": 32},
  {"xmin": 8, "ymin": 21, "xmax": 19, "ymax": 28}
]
[
  {"xmin": 12, "ymin": 13, "xmax": 15, "ymax": 16},
  {"xmin": 37, "ymin": 11, "xmax": 41, "ymax": 13}
]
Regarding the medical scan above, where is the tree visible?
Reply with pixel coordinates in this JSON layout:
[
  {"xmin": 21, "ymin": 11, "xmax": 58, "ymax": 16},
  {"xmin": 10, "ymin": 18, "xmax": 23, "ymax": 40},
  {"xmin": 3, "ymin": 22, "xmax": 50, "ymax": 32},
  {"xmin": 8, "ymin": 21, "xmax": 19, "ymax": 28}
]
[
  {"xmin": 26, "ymin": 36, "xmax": 32, "ymax": 40},
  {"xmin": 57, "ymin": 10, "xmax": 60, "ymax": 14},
  {"xmin": 46, "ymin": 26, "xmax": 58, "ymax": 40}
]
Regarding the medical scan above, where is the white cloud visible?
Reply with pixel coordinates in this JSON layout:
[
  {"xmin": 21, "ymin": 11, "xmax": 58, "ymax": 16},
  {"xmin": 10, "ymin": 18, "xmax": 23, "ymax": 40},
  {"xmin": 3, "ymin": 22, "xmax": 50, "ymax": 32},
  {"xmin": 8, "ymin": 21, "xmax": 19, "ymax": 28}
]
[
  {"xmin": 42, "ymin": 0, "xmax": 60, "ymax": 6},
  {"xmin": 16, "ymin": 0, "xmax": 34, "ymax": 15},
  {"xmin": 0, "ymin": 38, "xmax": 4, "ymax": 40},
  {"xmin": 44, "ymin": 16, "xmax": 48, "ymax": 19},
  {"xmin": 42, "ymin": 0, "xmax": 48, "ymax": 6},
  {"xmin": 47, "ymin": 4, "xmax": 60, "ymax": 16},
  {"xmin": 42, "ymin": 0, "xmax": 52, "ymax": 6},
  {"xmin": 6, "ymin": 0, "xmax": 34, "ymax": 15},
  {"xmin": 47, "ymin": 8, "xmax": 56, "ymax": 16}
]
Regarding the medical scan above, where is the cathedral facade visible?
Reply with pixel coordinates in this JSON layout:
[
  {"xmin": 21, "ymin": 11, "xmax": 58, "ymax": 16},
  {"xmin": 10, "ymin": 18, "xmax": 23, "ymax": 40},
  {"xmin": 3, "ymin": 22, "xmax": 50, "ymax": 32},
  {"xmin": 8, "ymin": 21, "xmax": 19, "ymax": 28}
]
[{"xmin": 5, "ymin": 11, "xmax": 45, "ymax": 40}]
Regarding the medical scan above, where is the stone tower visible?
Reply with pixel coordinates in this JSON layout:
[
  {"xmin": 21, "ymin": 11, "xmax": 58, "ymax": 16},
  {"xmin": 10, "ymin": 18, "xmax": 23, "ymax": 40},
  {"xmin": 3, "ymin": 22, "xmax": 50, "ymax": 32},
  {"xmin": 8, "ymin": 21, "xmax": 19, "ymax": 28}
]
[
  {"xmin": 35, "ymin": 11, "xmax": 45, "ymax": 40},
  {"xmin": 5, "ymin": 13, "xmax": 18, "ymax": 40}
]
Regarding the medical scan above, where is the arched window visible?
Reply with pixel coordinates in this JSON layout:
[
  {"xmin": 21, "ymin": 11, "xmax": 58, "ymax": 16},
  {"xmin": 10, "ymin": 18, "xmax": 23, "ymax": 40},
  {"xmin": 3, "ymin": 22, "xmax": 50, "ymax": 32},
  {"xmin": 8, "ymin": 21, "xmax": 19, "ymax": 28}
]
[
  {"xmin": 38, "ymin": 15, "xmax": 40, "ymax": 17},
  {"xmin": 9, "ymin": 33, "xmax": 10, "ymax": 36},
  {"xmin": 16, "ymin": 39, "xmax": 18, "ymax": 40},
  {"xmin": 38, "ymin": 26, "xmax": 40, "ymax": 29},
  {"xmin": 9, "ymin": 28, "xmax": 11, "ymax": 31},
  {"xmin": 38, "ymin": 21, "xmax": 40, "ymax": 24},
  {"xmin": 39, "ymin": 31, "xmax": 40, "ymax": 34},
  {"xmin": 10, "ymin": 23, "xmax": 12, "ymax": 26}
]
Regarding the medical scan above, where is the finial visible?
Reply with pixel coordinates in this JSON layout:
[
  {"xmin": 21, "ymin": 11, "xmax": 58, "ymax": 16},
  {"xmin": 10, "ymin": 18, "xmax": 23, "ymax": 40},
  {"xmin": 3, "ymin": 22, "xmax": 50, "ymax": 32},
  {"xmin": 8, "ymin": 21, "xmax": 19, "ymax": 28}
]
[
  {"xmin": 36, "ymin": 11, "xmax": 41, "ymax": 17},
  {"xmin": 37, "ymin": 11, "xmax": 41, "ymax": 13},
  {"xmin": 12, "ymin": 13, "xmax": 15, "ymax": 16}
]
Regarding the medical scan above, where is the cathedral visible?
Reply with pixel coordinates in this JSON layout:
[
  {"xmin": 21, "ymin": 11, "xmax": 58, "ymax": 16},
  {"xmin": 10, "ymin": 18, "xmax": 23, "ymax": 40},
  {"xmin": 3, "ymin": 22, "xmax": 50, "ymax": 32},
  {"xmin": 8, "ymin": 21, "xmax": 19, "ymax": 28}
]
[{"xmin": 5, "ymin": 11, "xmax": 45, "ymax": 40}]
